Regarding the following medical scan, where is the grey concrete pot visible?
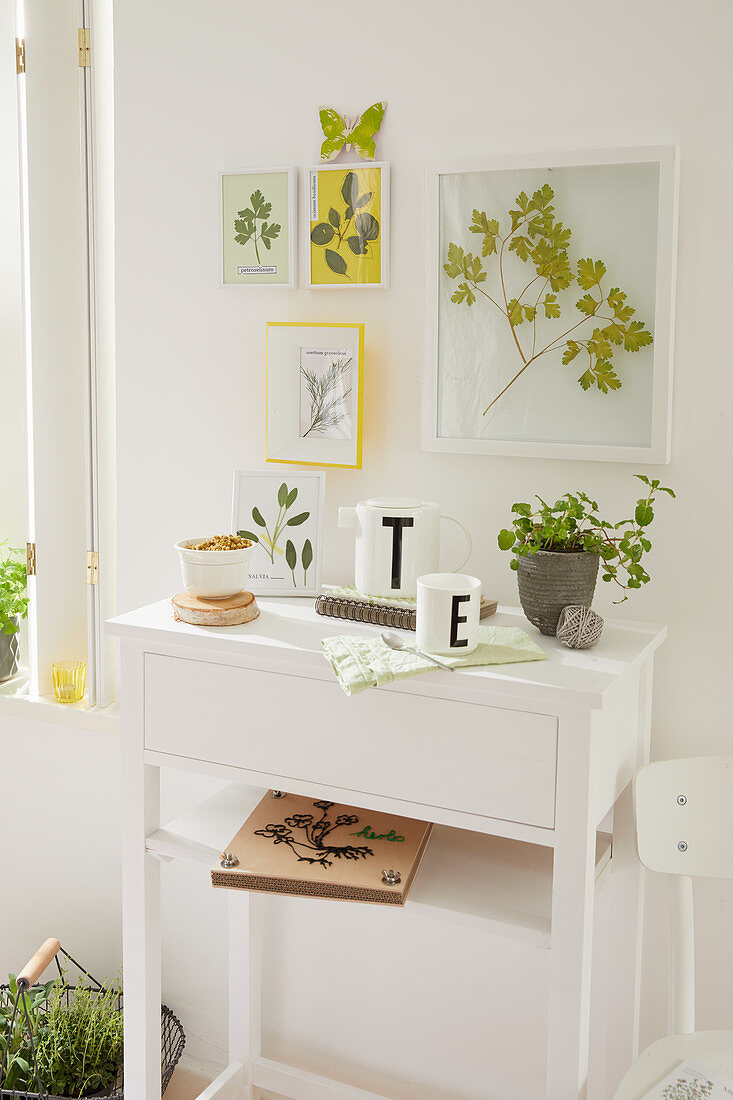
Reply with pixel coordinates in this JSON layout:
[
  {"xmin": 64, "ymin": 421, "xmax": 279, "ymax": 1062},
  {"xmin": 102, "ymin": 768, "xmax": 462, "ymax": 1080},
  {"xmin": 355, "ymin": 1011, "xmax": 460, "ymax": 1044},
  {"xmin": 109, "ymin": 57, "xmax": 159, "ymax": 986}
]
[
  {"xmin": 516, "ymin": 550, "xmax": 599, "ymax": 636},
  {"xmin": 0, "ymin": 616, "xmax": 20, "ymax": 682}
]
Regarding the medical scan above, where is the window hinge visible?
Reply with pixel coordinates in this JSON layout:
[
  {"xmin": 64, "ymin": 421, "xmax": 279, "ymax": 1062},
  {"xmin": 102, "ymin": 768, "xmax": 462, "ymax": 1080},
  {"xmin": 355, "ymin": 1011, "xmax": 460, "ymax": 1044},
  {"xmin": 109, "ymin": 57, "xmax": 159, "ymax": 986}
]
[
  {"xmin": 78, "ymin": 27, "xmax": 90, "ymax": 67},
  {"xmin": 15, "ymin": 38, "xmax": 25, "ymax": 74},
  {"xmin": 87, "ymin": 550, "xmax": 99, "ymax": 585},
  {"xmin": 26, "ymin": 542, "xmax": 36, "ymax": 576}
]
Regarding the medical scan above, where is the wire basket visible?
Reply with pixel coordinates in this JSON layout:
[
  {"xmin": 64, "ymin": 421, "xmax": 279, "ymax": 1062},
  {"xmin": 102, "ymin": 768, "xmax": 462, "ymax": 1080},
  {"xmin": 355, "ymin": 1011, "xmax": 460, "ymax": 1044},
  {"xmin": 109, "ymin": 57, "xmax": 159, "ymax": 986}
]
[{"xmin": 0, "ymin": 941, "xmax": 185, "ymax": 1099}]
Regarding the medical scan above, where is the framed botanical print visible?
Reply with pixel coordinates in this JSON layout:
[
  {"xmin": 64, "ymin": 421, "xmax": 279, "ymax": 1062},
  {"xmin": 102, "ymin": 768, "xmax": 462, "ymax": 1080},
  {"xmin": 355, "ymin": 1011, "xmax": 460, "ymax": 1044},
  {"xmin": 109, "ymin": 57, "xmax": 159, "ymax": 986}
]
[
  {"xmin": 424, "ymin": 146, "xmax": 679, "ymax": 462},
  {"xmin": 232, "ymin": 470, "xmax": 325, "ymax": 596},
  {"xmin": 266, "ymin": 321, "xmax": 365, "ymax": 469},
  {"xmin": 221, "ymin": 167, "xmax": 297, "ymax": 287},
  {"xmin": 306, "ymin": 163, "xmax": 389, "ymax": 288}
]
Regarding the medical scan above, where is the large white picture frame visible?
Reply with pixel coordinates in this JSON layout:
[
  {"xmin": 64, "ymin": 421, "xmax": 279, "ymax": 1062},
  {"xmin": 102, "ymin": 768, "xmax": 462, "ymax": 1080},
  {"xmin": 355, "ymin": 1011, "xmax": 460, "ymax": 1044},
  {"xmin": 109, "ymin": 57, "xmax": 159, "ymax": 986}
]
[
  {"xmin": 423, "ymin": 146, "xmax": 679, "ymax": 462},
  {"xmin": 232, "ymin": 470, "xmax": 326, "ymax": 597}
]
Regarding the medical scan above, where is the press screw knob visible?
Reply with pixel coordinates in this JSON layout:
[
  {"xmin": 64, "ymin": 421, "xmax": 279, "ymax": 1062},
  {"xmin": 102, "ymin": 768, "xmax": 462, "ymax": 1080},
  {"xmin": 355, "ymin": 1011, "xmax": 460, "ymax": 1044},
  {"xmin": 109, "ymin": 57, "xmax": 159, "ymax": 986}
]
[
  {"xmin": 382, "ymin": 869, "xmax": 401, "ymax": 886},
  {"xmin": 677, "ymin": 794, "xmax": 687, "ymax": 805},
  {"xmin": 220, "ymin": 852, "xmax": 239, "ymax": 868},
  {"xmin": 677, "ymin": 841, "xmax": 688, "ymax": 852},
  {"xmin": 271, "ymin": 790, "xmax": 284, "ymax": 799}
]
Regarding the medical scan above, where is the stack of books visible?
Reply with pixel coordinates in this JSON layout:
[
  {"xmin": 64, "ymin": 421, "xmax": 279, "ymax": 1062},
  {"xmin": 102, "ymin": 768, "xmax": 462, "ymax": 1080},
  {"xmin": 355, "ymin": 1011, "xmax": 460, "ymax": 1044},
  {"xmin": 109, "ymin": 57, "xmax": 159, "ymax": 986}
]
[{"xmin": 314, "ymin": 584, "xmax": 497, "ymax": 631}]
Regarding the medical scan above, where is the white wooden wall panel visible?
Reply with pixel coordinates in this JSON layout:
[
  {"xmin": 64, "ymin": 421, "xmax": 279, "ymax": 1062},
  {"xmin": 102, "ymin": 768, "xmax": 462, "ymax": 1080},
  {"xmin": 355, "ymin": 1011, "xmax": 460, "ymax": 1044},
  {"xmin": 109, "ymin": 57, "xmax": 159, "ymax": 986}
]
[{"xmin": 21, "ymin": 0, "xmax": 88, "ymax": 694}]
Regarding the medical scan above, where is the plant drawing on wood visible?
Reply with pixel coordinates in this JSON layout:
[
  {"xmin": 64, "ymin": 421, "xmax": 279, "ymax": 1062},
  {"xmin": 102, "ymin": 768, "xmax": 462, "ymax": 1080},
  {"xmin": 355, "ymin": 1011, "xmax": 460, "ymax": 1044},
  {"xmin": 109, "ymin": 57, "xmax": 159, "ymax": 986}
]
[
  {"xmin": 444, "ymin": 184, "xmax": 653, "ymax": 414},
  {"xmin": 310, "ymin": 171, "xmax": 379, "ymax": 279},
  {"xmin": 300, "ymin": 355, "xmax": 353, "ymax": 438},
  {"xmin": 238, "ymin": 482, "xmax": 309, "ymax": 569},
  {"xmin": 255, "ymin": 800, "xmax": 373, "ymax": 868},
  {"xmin": 234, "ymin": 188, "xmax": 281, "ymax": 264}
]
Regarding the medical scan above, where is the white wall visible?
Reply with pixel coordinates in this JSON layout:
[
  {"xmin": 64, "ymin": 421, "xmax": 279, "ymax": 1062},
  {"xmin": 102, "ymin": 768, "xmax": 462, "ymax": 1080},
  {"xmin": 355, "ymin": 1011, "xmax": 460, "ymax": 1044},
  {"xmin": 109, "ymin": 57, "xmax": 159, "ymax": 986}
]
[
  {"xmin": 0, "ymin": 716, "xmax": 122, "ymax": 982},
  {"xmin": 113, "ymin": 0, "xmax": 731, "ymax": 1094}
]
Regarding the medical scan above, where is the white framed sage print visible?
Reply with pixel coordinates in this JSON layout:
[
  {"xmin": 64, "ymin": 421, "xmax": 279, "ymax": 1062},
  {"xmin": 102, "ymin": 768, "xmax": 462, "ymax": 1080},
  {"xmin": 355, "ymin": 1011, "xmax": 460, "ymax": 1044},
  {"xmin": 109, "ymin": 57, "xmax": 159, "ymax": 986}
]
[
  {"xmin": 221, "ymin": 167, "xmax": 297, "ymax": 287},
  {"xmin": 424, "ymin": 146, "xmax": 679, "ymax": 462},
  {"xmin": 232, "ymin": 470, "xmax": 325, "ymax": 596},
  {"xmin": 266, "ymin": 321, "xmax": 365, "ymax": 469},
  {"xmin": 306, "ymin": 163, "xmax": 390, "ymax": 288}
]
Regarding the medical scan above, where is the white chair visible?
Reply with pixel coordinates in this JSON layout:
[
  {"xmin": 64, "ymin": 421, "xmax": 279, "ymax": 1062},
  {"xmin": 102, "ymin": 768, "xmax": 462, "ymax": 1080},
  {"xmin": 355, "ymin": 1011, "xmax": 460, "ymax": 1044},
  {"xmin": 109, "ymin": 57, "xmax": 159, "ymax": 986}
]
[{"xmin": 614, "ymin": 756, "xmax": 733, "ymax": 1098}]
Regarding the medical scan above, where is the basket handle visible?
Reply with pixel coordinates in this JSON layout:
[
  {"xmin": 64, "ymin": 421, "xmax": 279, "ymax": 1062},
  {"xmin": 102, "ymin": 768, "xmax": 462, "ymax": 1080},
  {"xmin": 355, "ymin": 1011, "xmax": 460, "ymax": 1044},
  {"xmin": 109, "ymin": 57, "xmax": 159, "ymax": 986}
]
[{"xmin": 17, "ymin": 938, "xmax": 61, "ymax": 989}]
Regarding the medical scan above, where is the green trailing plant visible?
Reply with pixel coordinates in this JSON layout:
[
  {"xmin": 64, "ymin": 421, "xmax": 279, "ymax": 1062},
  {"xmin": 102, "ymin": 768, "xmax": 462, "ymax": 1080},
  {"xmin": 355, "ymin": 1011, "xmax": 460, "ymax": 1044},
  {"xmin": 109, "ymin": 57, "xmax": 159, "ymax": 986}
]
[
  {"xmin": 497, "ymin": 474, "xmax": 675, "ymax": 602},
  {"xmin": 35, "ymin": 977, "xmax": 123, "ymax": 1098},
  {"xmin": 310, "ymin": 171, "xmax": 379, "ymax": 278},
  {"xmin": 233, "ymin": 189, "xmax": 280, "ymax": 265},
  {"xmin": 238, "ymin": 483, "xmax": 310, "ymax": 566},
  {"xmin": 0, "ymin": 542, "xmax": 29, "ymax": 636},
  {"xmin": 301, "ymin": 355, "xmax": 352, "ymax": 437},
  {"xmin": 444, "ymin": 184, "xmax": 653, "ymax": 414},
  {"xmin": 0, "ymin": 975, "xmax": 56, "ymax": 1092}
]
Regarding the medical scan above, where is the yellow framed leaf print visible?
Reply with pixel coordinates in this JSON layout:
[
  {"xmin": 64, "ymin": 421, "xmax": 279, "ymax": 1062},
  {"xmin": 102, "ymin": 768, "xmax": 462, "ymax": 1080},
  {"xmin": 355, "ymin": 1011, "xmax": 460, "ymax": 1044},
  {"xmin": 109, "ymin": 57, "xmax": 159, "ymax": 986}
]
[{"xmin": 306, "ymin": 163, "xmax": 389, "ymax": 289}]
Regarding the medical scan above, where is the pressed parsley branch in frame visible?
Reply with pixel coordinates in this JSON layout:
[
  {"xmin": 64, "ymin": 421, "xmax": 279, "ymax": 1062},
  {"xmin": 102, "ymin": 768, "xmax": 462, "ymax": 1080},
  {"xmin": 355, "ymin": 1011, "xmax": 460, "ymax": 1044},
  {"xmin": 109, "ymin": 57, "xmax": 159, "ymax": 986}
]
[
  {"xmin": 444, "ymin": 184, "xmax": 653, "ymax": 414},
  {"xmin": 234, "ymin": 188, "xmax": 281, "ymax": 265}
]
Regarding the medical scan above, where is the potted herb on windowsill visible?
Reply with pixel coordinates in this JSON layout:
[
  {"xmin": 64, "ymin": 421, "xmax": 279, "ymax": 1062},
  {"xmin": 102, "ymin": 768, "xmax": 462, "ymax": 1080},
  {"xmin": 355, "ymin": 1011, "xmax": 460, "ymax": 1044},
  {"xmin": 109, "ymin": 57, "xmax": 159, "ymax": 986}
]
[
  {"xmin": 0, "ymin": 542, "xmax": 29, "ymax": 682},
  {"xmin": 498, "ymin": 475, "xmax": 675, "ymax": 635}
]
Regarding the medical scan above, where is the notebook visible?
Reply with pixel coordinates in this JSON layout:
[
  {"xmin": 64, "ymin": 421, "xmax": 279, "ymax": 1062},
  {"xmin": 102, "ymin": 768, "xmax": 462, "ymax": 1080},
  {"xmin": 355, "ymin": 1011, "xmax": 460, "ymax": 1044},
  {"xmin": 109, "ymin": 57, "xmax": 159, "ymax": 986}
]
[{"xmin": 315, "ymin": 585, "xmax": 498, "ymax": 631}]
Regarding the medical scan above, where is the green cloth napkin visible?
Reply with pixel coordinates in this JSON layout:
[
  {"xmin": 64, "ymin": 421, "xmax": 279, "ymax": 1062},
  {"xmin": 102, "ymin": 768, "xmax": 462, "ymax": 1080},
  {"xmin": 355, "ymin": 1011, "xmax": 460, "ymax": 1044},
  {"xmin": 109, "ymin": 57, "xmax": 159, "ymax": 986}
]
[{"xmin": 322, "ymin": 625, "xmax": 546, "ymax": 696}]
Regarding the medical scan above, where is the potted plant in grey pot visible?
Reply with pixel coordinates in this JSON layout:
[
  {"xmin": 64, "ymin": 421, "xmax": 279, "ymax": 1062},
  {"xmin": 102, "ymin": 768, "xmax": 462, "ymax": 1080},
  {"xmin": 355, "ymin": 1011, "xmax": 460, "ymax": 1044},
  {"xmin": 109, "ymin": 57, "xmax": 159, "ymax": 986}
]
[
  {"xmin": 0, "ymin": 542, "xmax": 29, "ymax": 682},
  {"xmin": 498, "ymin": 475, "xmax": 675, "ymax": 635}
]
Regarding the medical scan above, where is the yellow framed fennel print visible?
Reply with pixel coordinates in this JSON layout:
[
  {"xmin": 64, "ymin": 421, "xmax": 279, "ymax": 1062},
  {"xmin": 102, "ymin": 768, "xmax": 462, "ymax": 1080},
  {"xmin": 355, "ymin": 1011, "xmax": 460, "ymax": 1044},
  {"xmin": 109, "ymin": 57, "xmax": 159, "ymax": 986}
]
[
  {"xmin": 266, "ymin": 321, "xmax": 365, "ymax": 468},
  {"xmin": 306, "ymin": 164, "xmax": 389, "ymax": 288}
]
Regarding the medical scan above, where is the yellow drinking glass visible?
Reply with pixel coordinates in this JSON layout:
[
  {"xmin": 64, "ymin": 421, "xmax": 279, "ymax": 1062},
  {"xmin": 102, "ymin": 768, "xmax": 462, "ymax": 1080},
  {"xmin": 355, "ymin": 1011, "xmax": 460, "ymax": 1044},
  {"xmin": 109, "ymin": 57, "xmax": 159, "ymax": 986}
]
[{"xmin": 51, "ymin": 661, "xmax": 87, "ymax": 703}]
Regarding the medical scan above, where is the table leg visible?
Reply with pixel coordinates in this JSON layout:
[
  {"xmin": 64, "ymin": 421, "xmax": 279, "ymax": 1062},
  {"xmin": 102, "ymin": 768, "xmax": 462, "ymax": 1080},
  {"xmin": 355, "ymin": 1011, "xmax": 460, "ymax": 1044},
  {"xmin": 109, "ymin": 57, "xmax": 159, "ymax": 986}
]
[
  {"xmin": 604, "ymin": 659, "xmax": 654, "ymax": 1093},
  {"xmin": 547, "ymin": 711, "xmax": 597, "ymax": 1100},
  {"xmin": 228, "ymin": 891, "xmax": 262, "ymax": 1097},
  {"xmin": 121, "ymin": 645, "xmax": 162, "ymax": 1099}
]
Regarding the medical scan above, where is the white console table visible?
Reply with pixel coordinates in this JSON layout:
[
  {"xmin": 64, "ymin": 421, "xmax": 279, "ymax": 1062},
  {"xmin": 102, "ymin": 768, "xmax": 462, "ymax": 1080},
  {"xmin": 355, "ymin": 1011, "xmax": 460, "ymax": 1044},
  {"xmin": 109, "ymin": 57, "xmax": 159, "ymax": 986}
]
[{"xmin": 108, "ymin": 598, "xmax": 666, "ymax": 1100}]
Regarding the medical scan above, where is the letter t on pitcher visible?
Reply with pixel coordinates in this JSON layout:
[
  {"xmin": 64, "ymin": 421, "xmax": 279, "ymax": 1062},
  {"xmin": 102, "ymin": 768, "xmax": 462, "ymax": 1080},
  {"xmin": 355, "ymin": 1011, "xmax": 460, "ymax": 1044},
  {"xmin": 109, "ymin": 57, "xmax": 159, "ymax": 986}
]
[{"xmin": 382, "ymin": 516, "xmax": 414, "ymax": 590}]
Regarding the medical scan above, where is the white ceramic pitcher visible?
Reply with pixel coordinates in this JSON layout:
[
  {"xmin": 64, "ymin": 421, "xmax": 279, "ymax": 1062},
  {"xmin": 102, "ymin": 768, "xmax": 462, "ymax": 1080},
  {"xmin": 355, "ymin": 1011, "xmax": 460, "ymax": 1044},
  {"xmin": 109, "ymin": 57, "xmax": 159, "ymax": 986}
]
[{"xmin": 338, "ymin": 497, "xmax": 472, "ymax": 598}]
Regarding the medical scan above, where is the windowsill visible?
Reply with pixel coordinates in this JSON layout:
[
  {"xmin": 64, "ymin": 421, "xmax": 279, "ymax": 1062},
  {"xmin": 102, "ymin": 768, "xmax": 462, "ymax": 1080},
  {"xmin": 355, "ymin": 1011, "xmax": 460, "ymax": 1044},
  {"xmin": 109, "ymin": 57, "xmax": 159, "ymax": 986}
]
[{"xmin": 0, "ymin": 670, "xmax": 119, "ymax": 733}]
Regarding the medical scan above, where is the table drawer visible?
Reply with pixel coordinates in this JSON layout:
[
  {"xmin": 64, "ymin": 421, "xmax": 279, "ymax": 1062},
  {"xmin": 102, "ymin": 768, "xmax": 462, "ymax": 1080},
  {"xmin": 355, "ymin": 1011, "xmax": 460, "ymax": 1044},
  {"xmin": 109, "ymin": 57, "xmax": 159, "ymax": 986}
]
[{"xmin": 144, "ymin": 654, "xmax": 558, "ymax": 828}]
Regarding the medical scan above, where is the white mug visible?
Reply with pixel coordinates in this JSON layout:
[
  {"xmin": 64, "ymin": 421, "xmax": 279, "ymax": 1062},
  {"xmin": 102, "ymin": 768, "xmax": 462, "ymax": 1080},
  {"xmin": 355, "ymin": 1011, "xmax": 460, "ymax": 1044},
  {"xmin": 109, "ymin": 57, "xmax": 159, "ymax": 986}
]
[
  {"xmin": 338, "ymin": 498, "xmax": 472, "ymax": 598},
  {"xmin": 416, "ymin": 573, "xmax": 482, "ymax": 656}
]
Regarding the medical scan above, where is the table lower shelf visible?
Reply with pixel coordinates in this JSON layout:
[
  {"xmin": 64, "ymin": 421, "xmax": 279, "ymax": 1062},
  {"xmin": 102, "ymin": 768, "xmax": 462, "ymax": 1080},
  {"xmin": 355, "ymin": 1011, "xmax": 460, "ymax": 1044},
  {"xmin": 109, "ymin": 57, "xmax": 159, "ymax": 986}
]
[
  {"xmin": 146, "ymin": 784, "xmax": 612, "ymax": 950},
  {"xmin": 185, "ymin": 1055, "xmax": 415, "ymax": 1100}
]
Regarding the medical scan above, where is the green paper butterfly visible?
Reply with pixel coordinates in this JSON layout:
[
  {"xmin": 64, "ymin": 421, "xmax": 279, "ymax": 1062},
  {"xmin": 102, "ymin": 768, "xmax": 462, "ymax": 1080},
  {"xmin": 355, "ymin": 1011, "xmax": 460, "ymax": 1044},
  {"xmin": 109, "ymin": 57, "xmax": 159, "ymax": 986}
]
[{"xmin": 318, "ymin": 102, "xmax": 386, "ymax": 162}]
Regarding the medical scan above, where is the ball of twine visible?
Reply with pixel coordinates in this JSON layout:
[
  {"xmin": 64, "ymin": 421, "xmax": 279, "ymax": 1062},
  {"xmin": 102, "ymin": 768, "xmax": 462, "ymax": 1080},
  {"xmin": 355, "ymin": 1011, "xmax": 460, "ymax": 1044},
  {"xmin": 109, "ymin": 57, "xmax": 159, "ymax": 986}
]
[{"xmin": 556, "ymin": 605, "xmax": 604, "ymax": 649}]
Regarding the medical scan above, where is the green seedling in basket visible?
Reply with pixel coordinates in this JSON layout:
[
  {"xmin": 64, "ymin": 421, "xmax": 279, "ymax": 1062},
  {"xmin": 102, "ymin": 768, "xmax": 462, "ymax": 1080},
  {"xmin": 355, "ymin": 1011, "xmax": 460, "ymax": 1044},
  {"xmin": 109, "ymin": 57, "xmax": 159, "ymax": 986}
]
[
  {"xmin": 36, "ymin": 974, "xmax": 123, "ymax": 1098},
  {"xmin": 0, "ymin": 976, "xmax": 57, "ymax": 1092}
]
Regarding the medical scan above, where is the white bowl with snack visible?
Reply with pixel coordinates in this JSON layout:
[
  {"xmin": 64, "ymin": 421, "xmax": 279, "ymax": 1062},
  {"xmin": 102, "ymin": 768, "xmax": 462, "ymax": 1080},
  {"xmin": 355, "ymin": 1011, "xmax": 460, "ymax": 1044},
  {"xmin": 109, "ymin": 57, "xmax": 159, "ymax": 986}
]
[{"xmin": 175, "ymin": 535, "xmax": 253, "ymax": 599}]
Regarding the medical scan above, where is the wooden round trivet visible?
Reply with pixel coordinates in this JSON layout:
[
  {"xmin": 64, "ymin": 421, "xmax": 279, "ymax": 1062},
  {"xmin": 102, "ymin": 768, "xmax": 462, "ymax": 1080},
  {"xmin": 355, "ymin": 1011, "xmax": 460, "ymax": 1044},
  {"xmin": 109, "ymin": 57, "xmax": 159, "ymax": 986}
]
[{"xmin": 171, "ymin": 590, "xmax": 260, "ymax": 627}]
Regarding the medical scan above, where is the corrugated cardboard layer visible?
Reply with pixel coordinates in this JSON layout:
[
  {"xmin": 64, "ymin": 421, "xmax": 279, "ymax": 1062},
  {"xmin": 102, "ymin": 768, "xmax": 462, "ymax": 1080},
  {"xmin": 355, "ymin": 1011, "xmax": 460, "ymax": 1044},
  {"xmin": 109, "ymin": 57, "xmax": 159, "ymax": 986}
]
[{"xmin": 212, "ymin": 791, "xmax": 432, "ymax": 906}]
